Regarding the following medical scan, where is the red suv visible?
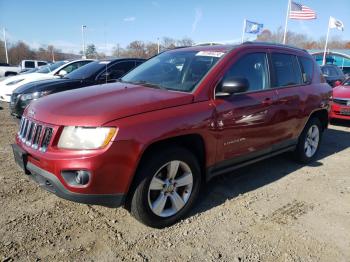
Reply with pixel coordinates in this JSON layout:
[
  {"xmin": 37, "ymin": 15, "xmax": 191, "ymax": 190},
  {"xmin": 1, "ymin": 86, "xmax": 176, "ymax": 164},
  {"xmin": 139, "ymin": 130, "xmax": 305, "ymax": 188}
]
[{"xmin": 12, "ymin": 43, "xmax": 331, "ymax": 228}]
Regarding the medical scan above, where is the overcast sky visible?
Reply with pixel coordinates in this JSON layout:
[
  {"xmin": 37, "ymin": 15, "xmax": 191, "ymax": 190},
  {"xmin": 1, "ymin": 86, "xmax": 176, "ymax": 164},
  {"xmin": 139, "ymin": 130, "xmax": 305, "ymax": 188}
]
[{"xmin": 0, "ymin": 0, "xmax": 349, "ymax": 55}]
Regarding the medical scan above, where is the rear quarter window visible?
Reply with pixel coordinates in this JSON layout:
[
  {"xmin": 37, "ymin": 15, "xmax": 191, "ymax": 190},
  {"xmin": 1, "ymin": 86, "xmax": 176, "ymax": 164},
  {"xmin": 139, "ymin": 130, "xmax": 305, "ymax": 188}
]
[
  {"xmin": 24, "ymin": 61, "xmax": 35, "ymax": 68},
  {"xmin": 271, "ymin": 53, "xmax": 302, "ymax": 87},
  {"xmin": 298, "ymin": 57, "xmax": 314, "ymax": 84}
]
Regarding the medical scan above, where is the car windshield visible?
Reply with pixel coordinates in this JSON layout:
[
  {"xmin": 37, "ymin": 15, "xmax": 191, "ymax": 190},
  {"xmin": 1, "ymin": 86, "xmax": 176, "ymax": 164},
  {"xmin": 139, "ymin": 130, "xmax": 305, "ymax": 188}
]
[
  {"xmin": 121, "ymin": 50, "xmax": 225, "ymax": 92},
  {"xmin": 36, "ymin": 61, "xmax": 66, "ymax": 73},
  {"xmin": 65, "ymin": 61, "xmax": 110, "ymax": 80}
]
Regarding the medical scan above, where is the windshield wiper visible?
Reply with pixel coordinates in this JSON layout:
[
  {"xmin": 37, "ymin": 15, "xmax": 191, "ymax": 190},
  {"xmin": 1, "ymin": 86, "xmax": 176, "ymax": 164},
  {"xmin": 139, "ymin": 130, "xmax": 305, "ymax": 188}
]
[{"xmin": 122, "ymin": 80, "xmax": 167, "ymax": 90}]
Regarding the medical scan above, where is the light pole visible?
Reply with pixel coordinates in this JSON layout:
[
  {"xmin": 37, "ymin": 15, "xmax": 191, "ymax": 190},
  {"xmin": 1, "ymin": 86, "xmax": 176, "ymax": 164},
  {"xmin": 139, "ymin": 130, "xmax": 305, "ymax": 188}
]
[
  {"xmin": 3, "ymin": 28, "xmax": 9, "ymax": 64},
  {"xmin": 157, "ymin": 37, "xmax": 160, "ymax": 54},
  {"xmin": 81, "ymin": 25, "xmax": 87, "ymax": 59}
]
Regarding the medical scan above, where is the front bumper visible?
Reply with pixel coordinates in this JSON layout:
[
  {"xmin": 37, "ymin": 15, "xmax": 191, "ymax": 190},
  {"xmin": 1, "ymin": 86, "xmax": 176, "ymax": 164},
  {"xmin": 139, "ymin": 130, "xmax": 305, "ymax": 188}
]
[
  {"xmin": 330, "ymin": 102, "xmax": 350, "ymax": 120},
  {"xmin": 26, "ymin": 161, "xmax": 125, "ymax": 207}
]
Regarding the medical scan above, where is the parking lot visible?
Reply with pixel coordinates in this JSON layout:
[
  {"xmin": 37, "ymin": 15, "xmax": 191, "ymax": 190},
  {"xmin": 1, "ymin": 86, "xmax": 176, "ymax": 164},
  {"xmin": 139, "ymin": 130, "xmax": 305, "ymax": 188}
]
[{"xmin": 0, "ymin": 104, "xmax": 350, "ymax": 261}]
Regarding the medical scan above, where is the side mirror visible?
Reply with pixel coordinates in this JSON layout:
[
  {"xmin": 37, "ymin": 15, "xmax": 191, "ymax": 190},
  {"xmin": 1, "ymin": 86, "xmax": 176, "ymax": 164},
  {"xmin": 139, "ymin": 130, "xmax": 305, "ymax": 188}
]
[
  {"xmin": 58, "ymin": 70, "xmax": 67, "ymax": 77},
  {"xmin": 216, "ymin": 77, "xmax": 249, "ymax": 97}
]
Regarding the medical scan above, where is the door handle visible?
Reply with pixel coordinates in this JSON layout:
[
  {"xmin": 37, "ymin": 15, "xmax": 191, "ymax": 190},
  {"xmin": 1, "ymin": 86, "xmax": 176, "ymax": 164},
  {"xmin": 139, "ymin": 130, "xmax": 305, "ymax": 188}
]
[{"xmin": 262, "ymin": 98, "xmax": 273, "ymax": 106}]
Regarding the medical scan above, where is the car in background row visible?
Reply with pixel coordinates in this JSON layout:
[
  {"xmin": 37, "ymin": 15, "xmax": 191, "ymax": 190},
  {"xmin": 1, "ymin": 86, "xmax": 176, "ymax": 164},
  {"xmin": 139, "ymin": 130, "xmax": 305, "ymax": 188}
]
[
  {"xmin": 0, "ymin": 60, "xmax": 48, "ymax": 77},
  {"xmin": 0, "ymin": 59, "xmax": 93, "ymax": 103},
  {"xmin": 321, "ymin": 64, "xmax": 346, "ymax": 87},
  {"xmin": 10, "ymin": 58, "xmax": 145, "ymax": 117},
  {"xmin": 330, "ymin": 77, "xmax": 350, "ymax": 121}
]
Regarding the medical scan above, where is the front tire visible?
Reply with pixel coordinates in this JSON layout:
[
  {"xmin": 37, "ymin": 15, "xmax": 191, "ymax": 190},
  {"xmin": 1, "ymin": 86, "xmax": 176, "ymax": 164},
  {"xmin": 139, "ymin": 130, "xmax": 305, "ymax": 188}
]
[
  {"xmin": 294, "ymin": 117, "xmax": 322, "ymax": 163},
  {"xmin": 130, "ymin": 147, "xmax": 201, "ymax": 228}
]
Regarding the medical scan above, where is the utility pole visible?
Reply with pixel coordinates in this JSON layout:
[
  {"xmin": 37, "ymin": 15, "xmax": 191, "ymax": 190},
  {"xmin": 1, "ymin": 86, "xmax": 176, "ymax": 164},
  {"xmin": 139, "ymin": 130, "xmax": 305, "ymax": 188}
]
[
  {"xmin": 81, "ymin": 25, "xmax": 87, "ymax": 59},
  {"xmin": 3, "ymin": 28, "xmax": 9, "ymax": 64}
]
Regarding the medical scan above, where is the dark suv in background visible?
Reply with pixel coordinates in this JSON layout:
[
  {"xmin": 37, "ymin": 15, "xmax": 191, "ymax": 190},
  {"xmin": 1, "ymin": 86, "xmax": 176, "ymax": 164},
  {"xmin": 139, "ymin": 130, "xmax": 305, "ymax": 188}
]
[
  {"xmin": 10, "ymin": 58, "xmax": 145, "ymax": 117},
  {"xmin": 13, "ymin": 43, "xmax": 331, "ymax": 227},
  {"xmin": 321, "ymin": 64, "xmax": 346, "ymax": 87}
]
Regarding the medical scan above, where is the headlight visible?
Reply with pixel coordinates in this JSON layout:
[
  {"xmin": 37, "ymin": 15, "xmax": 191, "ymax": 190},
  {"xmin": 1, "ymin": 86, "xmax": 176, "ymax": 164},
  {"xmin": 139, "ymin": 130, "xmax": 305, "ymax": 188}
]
[
  {"xmin": 57, "ymin": 126, "xmax": 117, "ymax": 150},
  {"xmin": 6, "ymin": 79, "xmax": 24, "ymax": 85},
  {"xmin": 20, "ymin": 91, "xmax": 50, "ymax": 101}
]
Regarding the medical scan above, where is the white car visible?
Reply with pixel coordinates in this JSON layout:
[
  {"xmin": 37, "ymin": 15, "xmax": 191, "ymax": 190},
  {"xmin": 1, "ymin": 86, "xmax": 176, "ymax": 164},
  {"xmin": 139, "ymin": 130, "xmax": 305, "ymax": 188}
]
[
  {"xmin": 0, "ymin": 59, "xmax": 93, "ymax": 102},
  {"xmin": 0, "ymin": 60, "xmax": 48, "ymax": 77}
]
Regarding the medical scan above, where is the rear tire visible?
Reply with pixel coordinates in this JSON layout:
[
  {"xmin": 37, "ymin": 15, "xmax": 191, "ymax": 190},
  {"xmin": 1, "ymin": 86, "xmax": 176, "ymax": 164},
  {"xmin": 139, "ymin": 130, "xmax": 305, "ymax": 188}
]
[
  {"xmin": 294, "ymin": 117, "xmax": 322, "ymax": 163},
  {"xmin": 130, "ymin": 147, "xmax": 201, "ymax": 228}
]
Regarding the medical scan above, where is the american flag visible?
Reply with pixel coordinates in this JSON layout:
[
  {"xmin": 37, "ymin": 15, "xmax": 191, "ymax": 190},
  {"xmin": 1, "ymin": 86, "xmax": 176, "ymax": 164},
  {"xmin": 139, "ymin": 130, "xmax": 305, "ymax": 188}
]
[{"xmin": 289, "ymin": 1, "xmax": 317, "ymax": 20}]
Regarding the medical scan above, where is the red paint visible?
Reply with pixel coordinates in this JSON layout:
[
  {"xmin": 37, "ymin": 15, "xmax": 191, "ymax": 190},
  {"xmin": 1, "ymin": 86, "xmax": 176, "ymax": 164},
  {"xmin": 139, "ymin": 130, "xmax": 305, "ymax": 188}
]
[
  {"xmin": 16, "ymin": 44, "xmax": 332, "ymax": 198},
  {"xmin": 330, "ymin": 84, "xmax": 350, "ymax": 121}
]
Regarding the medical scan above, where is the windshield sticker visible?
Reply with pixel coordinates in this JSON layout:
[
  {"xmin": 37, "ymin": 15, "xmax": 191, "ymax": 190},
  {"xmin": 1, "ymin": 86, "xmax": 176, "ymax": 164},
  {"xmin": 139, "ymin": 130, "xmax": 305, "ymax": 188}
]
[
  {"xmin": 99, "ymin": 61, "xmax": 111, "ymax": 64},
  {"xmin": 196, "ymin": 51, "xmax": 225, "ymax": 58}
]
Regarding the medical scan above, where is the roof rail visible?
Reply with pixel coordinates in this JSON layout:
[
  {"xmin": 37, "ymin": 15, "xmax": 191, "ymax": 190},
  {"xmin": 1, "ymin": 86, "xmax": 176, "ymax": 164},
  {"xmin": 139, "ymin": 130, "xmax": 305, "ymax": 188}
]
[{"xmin": 242, "ymin": 41, "xmax": 308, "ymax": 53}]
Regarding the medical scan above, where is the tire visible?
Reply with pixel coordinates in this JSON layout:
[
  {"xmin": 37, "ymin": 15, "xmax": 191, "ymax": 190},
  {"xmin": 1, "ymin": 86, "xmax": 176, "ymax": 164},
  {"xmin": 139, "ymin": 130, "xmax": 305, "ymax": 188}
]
[
  {"xmin": 130, "ymin": 147, "xmax": 201, "ymax": 228},
  {"xmin": 294, "ymin": 117, "xmax": 323, "ymax": 164},
  {"xmin": 5, "ymin": 72, "xmax": 17, "ymax": 77}
]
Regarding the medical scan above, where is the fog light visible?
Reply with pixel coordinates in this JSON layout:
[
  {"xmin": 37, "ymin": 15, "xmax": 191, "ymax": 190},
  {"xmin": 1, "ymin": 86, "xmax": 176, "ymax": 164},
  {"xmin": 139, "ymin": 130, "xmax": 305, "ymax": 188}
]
[
  {"xmin": 61, "ymin": 170, "xmax": 91, "ymax": 186},
  {"xmin": 75, "ymin": 170, "xmax": 90, "ymax": 185}
]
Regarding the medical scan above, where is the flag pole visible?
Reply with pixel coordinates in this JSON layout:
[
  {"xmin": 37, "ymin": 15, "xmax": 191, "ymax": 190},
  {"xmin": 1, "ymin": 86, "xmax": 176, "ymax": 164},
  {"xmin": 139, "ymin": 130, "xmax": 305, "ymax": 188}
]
[
  {"xmin": 241, "ymin": 19, "xmax": 246, "ymax": 43},
  {"xmin": 3, "ymin": 28, "xmax": 9, "ymax": 64},
  {"xmin": 283, "ymin": 0, "xmax": 290, "ymax": 44},
  {"xmin": 322, "ymin": 17, "xmax": 331, "ymax": 66}
]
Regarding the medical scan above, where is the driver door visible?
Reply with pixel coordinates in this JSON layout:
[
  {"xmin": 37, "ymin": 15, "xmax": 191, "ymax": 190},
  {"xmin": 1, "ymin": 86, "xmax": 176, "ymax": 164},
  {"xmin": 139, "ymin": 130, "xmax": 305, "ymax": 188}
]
[{"xmin": 213, "ymin": 51, "xmax": 280, "ymax": 166}]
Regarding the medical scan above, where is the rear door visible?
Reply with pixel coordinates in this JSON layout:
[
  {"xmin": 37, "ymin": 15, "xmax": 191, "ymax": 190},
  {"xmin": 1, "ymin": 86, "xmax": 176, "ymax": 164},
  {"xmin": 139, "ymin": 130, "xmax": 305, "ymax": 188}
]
[{"xmin": 269, "ymin": 52, "xmax": 303, "ymax": 148}]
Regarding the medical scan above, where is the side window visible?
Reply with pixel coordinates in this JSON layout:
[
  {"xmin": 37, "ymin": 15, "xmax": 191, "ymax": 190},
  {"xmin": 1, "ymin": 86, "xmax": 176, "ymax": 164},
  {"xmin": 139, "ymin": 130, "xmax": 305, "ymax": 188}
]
[
  {"xmin": 271, "ymin": 53, "xmax": 302, "ymax": 87},
  {"xmin": 62, "ymin": 63, "xmax": 79, "ymax": 74},
  {"xmin": 298, "ymin": 57, "xmax": 313, "ymax": 84},
  {"xmin": 24, "ymin": 61, "xmax": 35, "ymax": 68},
  {"xmin": 38, "ymin": 61, "xmax": 47, "ymax": 66},
  {"xmin": 222, "ymin": 53, "xmax": 269, "ymax": 92},
  {"xmin": 106, "ymin": 61, "xmax": 136, "ymax": 80}
]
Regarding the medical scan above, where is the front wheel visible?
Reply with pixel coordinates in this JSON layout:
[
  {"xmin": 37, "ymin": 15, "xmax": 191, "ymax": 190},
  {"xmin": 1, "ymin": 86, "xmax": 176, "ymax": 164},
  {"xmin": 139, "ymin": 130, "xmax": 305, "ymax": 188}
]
[
  {"xmin": 130, "ymin": 147, "xmax": 201, "ymax": 228},
  {"xmin": 294, "ymin": 118, "xmax": 322, "ymax": 163}
]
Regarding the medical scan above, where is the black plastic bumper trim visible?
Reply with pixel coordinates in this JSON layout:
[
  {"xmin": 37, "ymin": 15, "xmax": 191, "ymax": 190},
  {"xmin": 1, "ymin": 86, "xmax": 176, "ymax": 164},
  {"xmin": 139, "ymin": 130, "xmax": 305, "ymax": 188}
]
[{"xmin": 26, "ymin": 162, "xmax": 125, "ymax": 208}]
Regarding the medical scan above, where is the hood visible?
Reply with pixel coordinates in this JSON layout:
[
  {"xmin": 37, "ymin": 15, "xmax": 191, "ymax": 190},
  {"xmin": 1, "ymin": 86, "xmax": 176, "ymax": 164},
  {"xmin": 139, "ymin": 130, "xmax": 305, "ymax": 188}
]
[
  {"xmin": 13, "ymin": 78, "xmax": 80, "ymax": 94},
  {"xmin": 0, "ymin": 73, "xmax": 56, "ymax": 95},
  {"xmin": 333, "ymin": 85, "xmax": 350, "ymax": 99},
  {"xmin": 26, "ymin": 82, "xmax": 194, "ymax": 126}
]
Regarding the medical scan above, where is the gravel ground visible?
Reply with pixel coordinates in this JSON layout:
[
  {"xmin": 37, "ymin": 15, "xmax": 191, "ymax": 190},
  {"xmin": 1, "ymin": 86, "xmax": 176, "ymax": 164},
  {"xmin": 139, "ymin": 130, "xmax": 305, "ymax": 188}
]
[{"xmin": 0, "ymin": 104, "xmax": 350, "ymax": 262}]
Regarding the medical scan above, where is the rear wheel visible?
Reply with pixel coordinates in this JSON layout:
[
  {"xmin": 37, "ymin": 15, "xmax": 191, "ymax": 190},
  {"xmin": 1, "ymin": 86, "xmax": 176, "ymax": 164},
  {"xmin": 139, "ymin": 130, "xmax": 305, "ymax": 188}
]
[
  {"xmin": 294, "ymin": 117, "xmax": 322, "ymax": 163},
  {"xmin": 130, "ymin": 147, "xmax": 201, "ymax": 228}
]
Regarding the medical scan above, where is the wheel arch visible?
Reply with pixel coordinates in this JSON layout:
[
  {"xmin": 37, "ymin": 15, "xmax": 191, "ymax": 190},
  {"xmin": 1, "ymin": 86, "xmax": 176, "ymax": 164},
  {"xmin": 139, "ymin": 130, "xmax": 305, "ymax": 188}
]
[
  {"xmin": 124, "ymin": 133, "xmax": 206, "ymax": 210},
  {"xmin": 309, "ymin": 109, "xmax": 329, "ymax": 131}
]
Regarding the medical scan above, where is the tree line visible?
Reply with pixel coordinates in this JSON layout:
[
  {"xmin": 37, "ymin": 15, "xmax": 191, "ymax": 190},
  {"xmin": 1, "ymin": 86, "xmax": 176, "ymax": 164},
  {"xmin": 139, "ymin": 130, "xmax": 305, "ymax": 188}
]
[{"xmin": 0, "ymin": 29, "xmax": 349, "ymax": 65}]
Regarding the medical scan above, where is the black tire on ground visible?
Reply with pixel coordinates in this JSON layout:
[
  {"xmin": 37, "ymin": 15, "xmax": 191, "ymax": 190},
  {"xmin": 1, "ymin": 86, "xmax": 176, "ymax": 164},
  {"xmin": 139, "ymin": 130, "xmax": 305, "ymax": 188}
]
[
  {"xmin": 294, "ymin": 117, "xmax": 323, "ymax": 164},
  {"xmin": 130, "ymin": 147, "xmax": 201, "ymax": 228}
]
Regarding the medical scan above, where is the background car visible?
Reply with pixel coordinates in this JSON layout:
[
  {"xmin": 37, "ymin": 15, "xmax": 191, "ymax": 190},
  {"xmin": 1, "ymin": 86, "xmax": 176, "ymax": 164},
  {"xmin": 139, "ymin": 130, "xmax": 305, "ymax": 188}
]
[
  {"xmin": 330, "ymin": 77, "xmax": 350, "ymax": 121},
  {"xmin": 321, "ymin": 64, "xmax": 346, "ymax": 87},
  {"xmin": 0, "ymin": 59, "xmax": 93, "ymax": 103},
  {"xmin": 0, "ymin": 60, "xmax": 48, "ymax": 77},
  {"xmin": 10, "ymin": 58, "xmax": 145, "ymax": 117}
]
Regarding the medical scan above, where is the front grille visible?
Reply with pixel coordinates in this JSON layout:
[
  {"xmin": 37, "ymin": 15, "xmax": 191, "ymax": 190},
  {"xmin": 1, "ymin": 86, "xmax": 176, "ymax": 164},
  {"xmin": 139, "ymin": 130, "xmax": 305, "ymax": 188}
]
[
  {"xmin": 18, "ymin": 117, "xmax": 54, "ymax": 152},
  {"xmin": 333, "ymin": 98, "xmax": 349, "ymax": 106}
]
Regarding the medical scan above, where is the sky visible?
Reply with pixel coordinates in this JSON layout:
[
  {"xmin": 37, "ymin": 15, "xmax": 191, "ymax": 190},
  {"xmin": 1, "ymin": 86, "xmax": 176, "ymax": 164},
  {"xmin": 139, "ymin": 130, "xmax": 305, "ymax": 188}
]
[{"xmin": 0, "ymin": 0, "xmax": 349, "ymax": 55}]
